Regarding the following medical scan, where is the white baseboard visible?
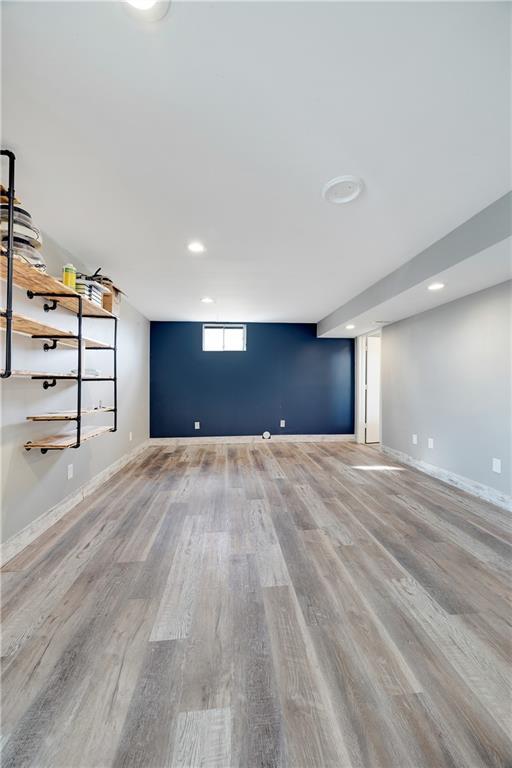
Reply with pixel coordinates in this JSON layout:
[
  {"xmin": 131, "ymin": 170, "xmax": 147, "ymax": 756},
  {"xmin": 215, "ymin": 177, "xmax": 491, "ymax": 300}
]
[
  {"xmin": 149, "ymin": 434, "xmax": 355, "ymax": 446},
  {"xmin": 1, "ymin": 439, "xmax": 151, "ymax": 567},
  {"xmin": 381, "ymin": 445, "xmax": 512, "ymax": 512}
]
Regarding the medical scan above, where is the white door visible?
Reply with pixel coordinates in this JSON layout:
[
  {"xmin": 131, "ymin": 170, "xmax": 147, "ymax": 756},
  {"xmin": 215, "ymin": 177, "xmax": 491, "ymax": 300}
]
[{"xmin": 365, "ymin": 336, "xmax": 381, "ymax": 443}]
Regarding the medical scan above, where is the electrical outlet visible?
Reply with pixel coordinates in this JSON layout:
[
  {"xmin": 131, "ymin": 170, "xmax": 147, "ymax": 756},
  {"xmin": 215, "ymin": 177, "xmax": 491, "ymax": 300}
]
[
  {"xmin": 428, "ymin": 438, "xmax": 434, "ymax": 449},
  {"xmin": 67, "ymin": 464, "xmax": 73, "ymax": 480},
  {"xmin": 129, "ymin": 431, "xmax": 133, "ymax": 442},
  {"xmin": 280, "ymin": 419, "xmax": 286, "ymax": 428},
  {"xmin": 492, "ymin": 458, "xmax": 502, "ymax": 474},
  {"xmin": 412, "ymin": 434, "xmax": 418, "ymax": 445},
  {"xmin": 194, "ymin": 421, "xmax": 200, "ymax": 430}
]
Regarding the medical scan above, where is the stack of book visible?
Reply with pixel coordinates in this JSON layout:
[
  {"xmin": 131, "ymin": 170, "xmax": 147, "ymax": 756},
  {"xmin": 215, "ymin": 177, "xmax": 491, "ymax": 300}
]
[
  {"xmin": 0, "ymin": 185, "xmax": 46, "ymax": 272},
  {"xmin": 75, "ymin": 278, "xmax": 110, "ymax": 307}
]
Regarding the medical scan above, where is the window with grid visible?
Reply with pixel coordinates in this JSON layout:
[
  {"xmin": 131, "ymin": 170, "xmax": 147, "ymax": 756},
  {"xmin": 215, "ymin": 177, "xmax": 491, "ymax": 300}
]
[
  {"xmin": 203, "ymin": 323, "xmax": 247, "ymax": 352},
  {"xmin": 202, "ymin": 324, "xmax": 246, "ymax": 352}
]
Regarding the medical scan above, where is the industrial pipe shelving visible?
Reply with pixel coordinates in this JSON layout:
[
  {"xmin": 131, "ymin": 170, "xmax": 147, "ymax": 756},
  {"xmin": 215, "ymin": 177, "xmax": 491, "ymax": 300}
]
[{"xmin": 0, "ymin": 149, "xmax": 118, "ymax": 454}]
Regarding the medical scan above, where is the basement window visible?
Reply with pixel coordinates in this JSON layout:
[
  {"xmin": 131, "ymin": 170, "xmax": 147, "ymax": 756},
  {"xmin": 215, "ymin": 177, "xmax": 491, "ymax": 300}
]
[{"xmin": 202, "ymin": 323, "xmax": 246, "ymax": 352}]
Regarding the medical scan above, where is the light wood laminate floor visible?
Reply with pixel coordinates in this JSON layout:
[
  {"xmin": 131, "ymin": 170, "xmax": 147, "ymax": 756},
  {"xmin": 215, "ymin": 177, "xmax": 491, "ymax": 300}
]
[{"xmin": 1, "ymin": 442, "xmax": 511, "ymax": 767}]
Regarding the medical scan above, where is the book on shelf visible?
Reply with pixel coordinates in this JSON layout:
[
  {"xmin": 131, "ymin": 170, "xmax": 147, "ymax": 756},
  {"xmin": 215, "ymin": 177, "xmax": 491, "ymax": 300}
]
[
  {"xmin": 76, "ymin": 279, "xmax": 109, "ymax": 305},
  {"xmin": 76, "ymin": 286, "xmax": 103, "ymax": 297},
  {"xmin": 75, "ymin": 278, "xmax": 111, "ymax": 294},
  {"xmin": 76, "ymin": 290, "xmax": 103, "ymax": 305}
]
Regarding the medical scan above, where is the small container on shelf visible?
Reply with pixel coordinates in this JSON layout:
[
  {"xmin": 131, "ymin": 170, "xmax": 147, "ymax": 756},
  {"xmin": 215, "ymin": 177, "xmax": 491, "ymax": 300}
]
[{"xmin": 62, "ymin": 263, "xmax": 77, "ymax": 289}]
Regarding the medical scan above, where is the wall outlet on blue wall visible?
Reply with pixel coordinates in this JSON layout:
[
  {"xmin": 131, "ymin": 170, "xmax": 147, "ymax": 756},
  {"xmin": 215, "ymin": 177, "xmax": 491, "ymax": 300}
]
[
  {"xmin": 194, "ymin": 421, "xmax": 200, "ymax": 430},
  {"xmin": 280, "ymin": 419, "xmax": 286, "ymax": 428}
]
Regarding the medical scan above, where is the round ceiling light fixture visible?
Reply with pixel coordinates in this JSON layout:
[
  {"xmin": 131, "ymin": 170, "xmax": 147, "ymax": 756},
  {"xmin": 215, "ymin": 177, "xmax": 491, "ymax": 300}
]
[
  {"xmin": 125, "ymin": 0, "xmax": 170, "ymax": 21},
  {"xmin": 322, "ymin": 175, "xmax": 364, "ymax": 204}
]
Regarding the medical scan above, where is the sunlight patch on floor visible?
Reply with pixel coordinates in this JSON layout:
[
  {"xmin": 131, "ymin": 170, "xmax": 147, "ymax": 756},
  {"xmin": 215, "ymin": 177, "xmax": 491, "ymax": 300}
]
[{"xmin": 351, "ymin": 465, "xmax": 405, "ymax": 471}]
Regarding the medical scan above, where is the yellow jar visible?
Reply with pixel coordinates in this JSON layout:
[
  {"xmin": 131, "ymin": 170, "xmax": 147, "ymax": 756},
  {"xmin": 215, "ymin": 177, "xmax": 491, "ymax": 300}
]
[{"xmin": 62, "ymin": 263, "xmax": 76, "ymax": 289}]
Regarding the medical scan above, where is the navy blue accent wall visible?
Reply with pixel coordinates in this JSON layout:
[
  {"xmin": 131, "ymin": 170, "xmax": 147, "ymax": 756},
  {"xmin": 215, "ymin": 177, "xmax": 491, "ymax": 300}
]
[{"xmin": 150, "ymin": 322, "xmax": 354, "ymax": 438}]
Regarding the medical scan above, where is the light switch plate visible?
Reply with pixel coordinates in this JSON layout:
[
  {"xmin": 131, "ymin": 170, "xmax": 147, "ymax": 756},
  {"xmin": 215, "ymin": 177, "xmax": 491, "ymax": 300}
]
[
  {"xmin": 492, "ymin": 458, "xmax": 502, "ymax": 474},
  {"xmin": 194, "ymin": 421, "xmax": 200, "ymax": 430},
  {"xmin": 67, "ymin": 464, "xmax": 73, "ymax": 480},
  {"xmin": 280, "ymin": 419, "xmax": 286, "ymax": 428},
  {"xmin": 412, "ymin": 434, "xmax": 418, "ymax": 445},
  {"xmin": 428, "ymin": 438, "xmax": 434, "ymax": 449},
  {"xmin": 129, "ymin": 431, "xmax": 133, "ymax": 442}
]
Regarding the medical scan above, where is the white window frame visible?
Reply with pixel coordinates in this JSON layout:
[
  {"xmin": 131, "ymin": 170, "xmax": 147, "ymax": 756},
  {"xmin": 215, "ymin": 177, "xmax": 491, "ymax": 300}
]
[{"xmin": 202, "ymin": 323, "xmax": 247, "ymax": 352}]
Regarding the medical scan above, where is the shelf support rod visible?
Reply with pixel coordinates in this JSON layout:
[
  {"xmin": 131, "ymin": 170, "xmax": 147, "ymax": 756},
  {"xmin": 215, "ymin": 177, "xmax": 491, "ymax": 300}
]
[
  {"xmin": 31, "ymin": 334, "xmax": 79, "ymax": 351},
  {"xmin": 113, "ymin": 316, "xmax": 118, "ymax": 432},
  {"xmin": 27, "ymin": 290, "xmax": 76, "ymax": 310},
  {"xmin": 1, "ymin": 149, "xmax": 15, "ymax": 378},
  {"xmin": 75, "ymin": 295, "xmax": 83, "ymax": 448},
  {"xmin": 81, "ymin": 312, "xmax": 117, "ymax": 433}
]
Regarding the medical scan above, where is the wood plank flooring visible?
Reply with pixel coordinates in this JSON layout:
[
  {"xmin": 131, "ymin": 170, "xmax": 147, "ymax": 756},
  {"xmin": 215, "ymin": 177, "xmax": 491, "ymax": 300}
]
[{"xmin": 1, "ymin": 442, "xmax": 511, "ymax": 767}]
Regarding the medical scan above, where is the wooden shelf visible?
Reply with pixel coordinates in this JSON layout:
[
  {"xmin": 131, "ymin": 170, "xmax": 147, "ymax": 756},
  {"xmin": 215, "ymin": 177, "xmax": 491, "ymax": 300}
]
[
  {"xmin": 1, "ymin": 256, "xmax": 114, "ymax": 318},
  {"xmin": 24, "ymin": 425, "xmax": 112, "ymax": 451},
  {"xmin": 7, "ymin": 370, "xmax": 114, "ymax": 380},
  {"xmin": 9, "ymin": 369, "xmax": 77, "ymax": 379},
  {"xmin": 0, "ymin": 312, "xmax": 111, "ymax": 349},
  {"xmin": 27, "ymin": 408, "xmax": 114, "ymax": 421}
]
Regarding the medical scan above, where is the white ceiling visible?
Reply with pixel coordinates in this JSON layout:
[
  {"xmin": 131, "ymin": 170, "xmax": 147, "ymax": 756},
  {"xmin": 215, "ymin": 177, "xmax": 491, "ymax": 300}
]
[{"xmin": 2, "ymin": 1, "xmax": 510, "ymax": 322}]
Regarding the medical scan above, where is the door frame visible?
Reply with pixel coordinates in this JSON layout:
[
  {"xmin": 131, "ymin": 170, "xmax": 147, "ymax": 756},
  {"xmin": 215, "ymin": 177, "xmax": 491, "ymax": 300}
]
[{"xmin": 355, "ymin": 331, "xmax": 382, "ymax": 444}]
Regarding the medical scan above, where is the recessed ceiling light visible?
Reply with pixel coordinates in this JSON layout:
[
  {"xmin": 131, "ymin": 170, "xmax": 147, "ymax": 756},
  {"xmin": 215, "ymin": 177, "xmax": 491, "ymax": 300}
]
[
  {"xmin": 188, "ymin": 241, "xmax": 206, "ymax": 254},
  {"xmin": 428, "ymin": 282, "xmax": 445, "ymax": 291},
  {"xmin": 323, "ymin": 175, "xmax": 364, "ymax": 204},
  {"xmin": 345, "ymin": 324, "xmax": 355, "ymax": 330},
  {"xmin": 201, "ymin": 296, "xmax": 214, "ymax": 304}
]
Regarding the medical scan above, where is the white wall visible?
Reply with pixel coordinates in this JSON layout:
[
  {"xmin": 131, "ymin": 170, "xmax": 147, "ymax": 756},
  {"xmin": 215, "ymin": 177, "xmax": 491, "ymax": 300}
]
[
  {"xmin": 381, "ymin": 281, "xmax": 511, "ymax": 500},
  {"xmin": 1, "ymin": 234, "xmax": 149, "ymax": 544}
]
